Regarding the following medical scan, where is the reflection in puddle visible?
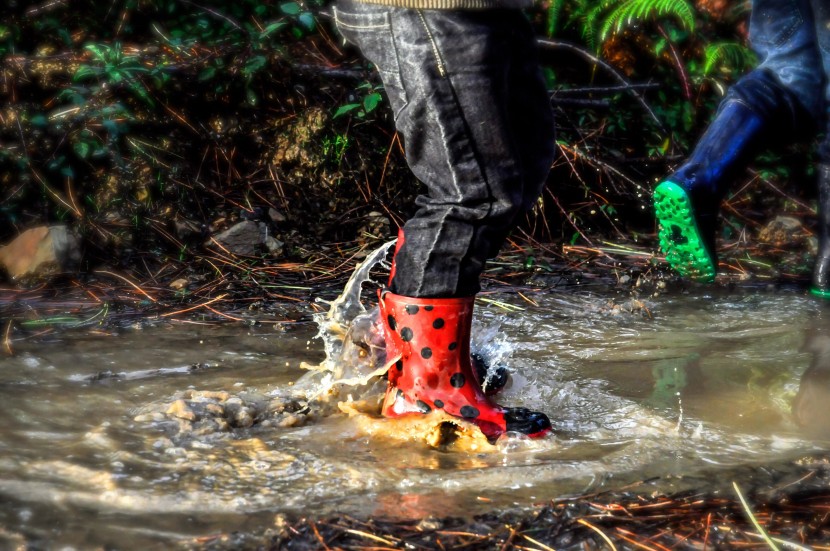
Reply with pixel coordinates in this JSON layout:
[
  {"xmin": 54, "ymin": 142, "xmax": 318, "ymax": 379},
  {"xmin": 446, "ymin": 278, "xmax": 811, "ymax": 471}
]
[{"xmin": 2, "ymin": 274, "xmax": 830, "ymax": 547}]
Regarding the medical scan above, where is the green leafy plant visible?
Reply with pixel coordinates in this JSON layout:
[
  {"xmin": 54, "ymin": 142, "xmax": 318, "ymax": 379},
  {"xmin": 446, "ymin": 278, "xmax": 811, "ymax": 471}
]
[
  {"xmin": 334, "ymin": 82, "xmax": 384, "ymax": 119},
  {"xmin": 322, "ymin": 134, "xmax": 351, "ymax": 164},
  {"xmin": 74, "ymin": 42, "xmax": 154, "ymax": 106},
  {"xmin": 546, "ymin": 0, "xmax": 695, "ymax": 49}
]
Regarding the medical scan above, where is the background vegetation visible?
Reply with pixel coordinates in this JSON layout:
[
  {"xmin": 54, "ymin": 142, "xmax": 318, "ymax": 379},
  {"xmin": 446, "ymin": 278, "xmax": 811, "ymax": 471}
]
[{"xmin": 0, "ymin": 0, "xmax": 818, "ymax": 285}]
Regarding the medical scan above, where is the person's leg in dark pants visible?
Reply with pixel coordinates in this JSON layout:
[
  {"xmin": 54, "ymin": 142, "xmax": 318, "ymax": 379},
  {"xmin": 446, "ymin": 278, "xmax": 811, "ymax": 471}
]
[
  {"xmin": 809, "ymin": 0, "xmax": 830, "ymax": 295},
  {"xmin": 334, "ymin": 2, "xmax": 555, "ymax": 439},
  {"xmin": 654, "ymin": 0, "xmax": 821, "ymax": 282}
]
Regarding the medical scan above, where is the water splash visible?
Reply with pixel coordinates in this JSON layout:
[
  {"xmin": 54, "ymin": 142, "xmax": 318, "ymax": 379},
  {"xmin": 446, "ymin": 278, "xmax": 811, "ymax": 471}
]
[
  {"xmin": 297, "ymin": 240, "xmax": 395, "ymax": 397},
  {"xmin": 471, "ymin": 319, "xmax": 513, "ymax": 393}
]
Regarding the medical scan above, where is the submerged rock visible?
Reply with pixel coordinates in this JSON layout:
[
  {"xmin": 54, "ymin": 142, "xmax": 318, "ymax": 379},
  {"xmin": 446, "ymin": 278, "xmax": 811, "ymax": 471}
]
[{"xmin": 134, "ymin": 387, "xmax": 317, "ymax": 443}]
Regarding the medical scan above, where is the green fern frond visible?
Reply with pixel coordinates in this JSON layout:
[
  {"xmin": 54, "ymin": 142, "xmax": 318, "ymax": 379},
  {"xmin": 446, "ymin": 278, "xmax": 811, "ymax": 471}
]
[
  {"xmin": 546, "ymin": 0, "xmax": 566, "ymax": 37},
  {"xmin": 703, "ymin": 41, "xmax": 757, "ymax": 76},
  {"xmin": 555, "ymin": 0, "xmax": 611, "ymax": 50},
  {"xmin": 600, "ymin": 0, "xmax": 696, "ymax": 42},
  {"xmin": 582, "ymin": 2, "xmax": 609, "ymax": 51}
]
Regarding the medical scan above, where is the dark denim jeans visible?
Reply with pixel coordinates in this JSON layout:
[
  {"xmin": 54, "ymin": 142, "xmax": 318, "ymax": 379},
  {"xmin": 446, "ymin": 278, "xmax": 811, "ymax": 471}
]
[
  {"xmin": 334, "ymin": 1, "xmax": 556, "ymax": 297},
  {"xmin": 710, "ymin": 0, "xmax": 830, "ymax": 152},
  {"xmin": 750, "ymin": 0, "xmax": 829, "ymax": 126}
]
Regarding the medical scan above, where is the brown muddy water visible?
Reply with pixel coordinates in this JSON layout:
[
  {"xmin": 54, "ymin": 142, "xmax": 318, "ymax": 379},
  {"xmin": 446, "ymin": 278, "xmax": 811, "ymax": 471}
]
[{"xmin": 2, "ymin": 272, "xmax": 830, "ymax": 549}]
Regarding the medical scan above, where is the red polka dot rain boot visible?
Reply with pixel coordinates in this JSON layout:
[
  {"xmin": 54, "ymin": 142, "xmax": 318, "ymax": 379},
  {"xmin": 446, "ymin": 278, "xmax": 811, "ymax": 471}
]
[
  {"xmin": 386, "ymin": 229, "xmax": 507, "ymax": 395},
  {"xmin": 378, "ymin": 290, "xmax": 552, "ymax": 441}
]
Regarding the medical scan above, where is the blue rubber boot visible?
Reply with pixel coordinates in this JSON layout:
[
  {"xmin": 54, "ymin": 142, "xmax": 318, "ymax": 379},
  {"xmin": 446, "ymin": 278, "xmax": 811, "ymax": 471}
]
[
  {"xmin": 654, "ymin": 100, "xmax": 766, "ymax": 282},
  {"xmin": 812, "ymin": 165, "xmax": 830, "ymax": 298}
]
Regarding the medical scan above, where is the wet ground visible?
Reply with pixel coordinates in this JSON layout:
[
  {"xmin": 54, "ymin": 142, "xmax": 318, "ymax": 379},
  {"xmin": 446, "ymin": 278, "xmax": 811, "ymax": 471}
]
[{"xmin": 2, "ymin": 277, "xmax": 830, "ymax": 549}]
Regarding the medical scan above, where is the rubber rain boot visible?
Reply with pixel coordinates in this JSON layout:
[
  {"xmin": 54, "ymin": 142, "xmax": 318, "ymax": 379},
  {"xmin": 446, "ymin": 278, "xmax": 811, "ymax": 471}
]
[
  {"xmin": 386, "ymin": 228, "xmax": 508, "ymax": 395},
  {"xmin": 654, "ymin": 100, "xmax": 766, "ymax": 282},
  {"xmin": 812, "ymin": 164, "xmax": 830, "ymax": 298},
  {"xmin": 379, "ymin": 291, "xmax": 551, "ymax": 441}
]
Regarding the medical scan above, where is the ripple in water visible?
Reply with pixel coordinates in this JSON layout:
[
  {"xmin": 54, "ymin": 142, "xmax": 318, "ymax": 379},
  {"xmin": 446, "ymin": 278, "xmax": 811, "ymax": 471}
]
[{"xmin": 1, "ymin": 250, "xmax": 830, "ymax": 548}]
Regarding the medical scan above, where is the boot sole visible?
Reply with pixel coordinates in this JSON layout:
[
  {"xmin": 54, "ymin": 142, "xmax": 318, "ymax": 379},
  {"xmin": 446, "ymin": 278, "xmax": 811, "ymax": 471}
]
[
  {"xmin": 653, "ymin": 181, "xmax": 716, "ymax": 283},
  {"xmin": 810, "ymin": 287, "xmax": 830, "ymax": 299},
  {"xmin": 382, "ymin": 389, "xmax": 551, "ymax": 440}
]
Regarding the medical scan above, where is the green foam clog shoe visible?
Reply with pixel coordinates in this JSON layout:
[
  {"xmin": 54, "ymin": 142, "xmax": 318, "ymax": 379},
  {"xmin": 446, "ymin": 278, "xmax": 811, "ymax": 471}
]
[{"xmin": 653, "ymin": 181, "xmax": 717, "ymax": 283}]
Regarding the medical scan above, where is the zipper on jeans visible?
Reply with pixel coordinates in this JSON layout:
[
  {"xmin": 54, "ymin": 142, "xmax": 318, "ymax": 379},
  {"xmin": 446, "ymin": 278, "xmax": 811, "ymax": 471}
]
[{"xmin": 416, "ymin": 10, "xmax": 447, "ymax": 78}]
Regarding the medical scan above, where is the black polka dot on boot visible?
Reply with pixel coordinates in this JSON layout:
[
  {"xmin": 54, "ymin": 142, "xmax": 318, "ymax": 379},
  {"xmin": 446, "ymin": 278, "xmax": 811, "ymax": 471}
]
[
  {"xmin": 420, "ymin": 347, "xmax": 432, "ymax": 359},
  {"xmin": 405, "ymin": 305, "xmax": 419, "ymax": 315},
  {"xmin": 388, "ymin": 316, "xmax": 397, "ymax": 330},
  {"xmin": 416, "ymin": 400, "xmax": 432, "ymax": 413},
  {"xmin": 450, "ymin": 373, "xmax": 466, "ymax": 388},
  {"xmin": 401, "ymin": 327, "xmax": 413, "ymax": 342},
  {"xmin": 432, "ymin": 318, "xmax": 445, "ymax": 329},
  {"xmin": 434, "ymin": 399, "xmax": 444, "ymax": 408},
  {"xmin": 460, "ymin": 405, "xmax": 480, "ymax": 419}
]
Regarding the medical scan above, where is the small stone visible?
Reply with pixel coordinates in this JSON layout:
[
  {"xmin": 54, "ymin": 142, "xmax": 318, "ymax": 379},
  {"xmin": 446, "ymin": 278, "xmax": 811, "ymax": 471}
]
[
  {"xmin": 166, "ymin": 399, "xmax": 197, "ymax": 421},
  {"xmin": 173, "ymin": 218, "xmax": 202, "ymax": 240},
  {"xmin": 758, "ymin": 215, "xmax": 804, "ymax": 245},
  {"xmin": 0, "ymin": 225, "xmax": 81, "ymax": 281},
  {"xmin": 169, "ymin": 278, "xmax": 189, "ymax": 290},
  {"xmin": 215, "ymin": 419, "xmax": 230, "ymax": 431},
  {"xmin": 192, "ymin": 420, "xmax": 221, "ymax": 436},
  {"xmin": 416, "ymin": 518, "xmax": 443, "ymax": 531},
  {"xmin": 153, "ymin": 438, "xmax": 173, "ymax": 450},
  {"xmin": 277, "ymin": 414, "xmax": 301, "ymax": 428},
  {"xmin": 268, "ymin": 208, "xmax": 287, "ymax": 224},
  {"xmin": 165, "ymin": 447, "xmax": 187, "ymax": 457},
  {"xmin": 176, "ymin": 419, "xmax": 193, "ymax": 433},
  {"xmin": 200, "ymin": 391, "xmax": 230, "ymax": 402},
  {"xmin": 235, "ymin": 409, "xmax": 254, "ymax": 428},
  {"xmin": 264, "ymin": 235, "xmax": 284, "ymax": 255},
  {"xmin": 211, "ymin": 221, "xmax": 266, "ymax": 256}
]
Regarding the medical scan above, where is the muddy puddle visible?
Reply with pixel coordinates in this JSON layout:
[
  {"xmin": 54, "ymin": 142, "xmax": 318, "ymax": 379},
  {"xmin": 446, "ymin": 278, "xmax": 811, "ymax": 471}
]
[{"xmin": 2, "ymin": 258, "xmax": 830, "ymax": 548}]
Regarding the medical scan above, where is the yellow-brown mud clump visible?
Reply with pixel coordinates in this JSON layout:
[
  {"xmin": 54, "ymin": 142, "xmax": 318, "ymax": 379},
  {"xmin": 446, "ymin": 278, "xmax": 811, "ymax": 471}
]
[{"xmin": 338, "ymin": 401, "xmax": 494, "ymax": 453}]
